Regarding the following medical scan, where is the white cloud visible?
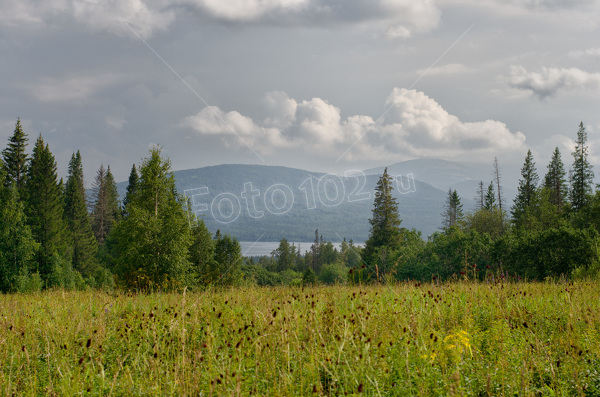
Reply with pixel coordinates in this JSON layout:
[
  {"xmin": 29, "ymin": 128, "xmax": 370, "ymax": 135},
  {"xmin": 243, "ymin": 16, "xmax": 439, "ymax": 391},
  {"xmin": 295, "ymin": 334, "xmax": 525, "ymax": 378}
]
[
  {"xmin": 184, "ymin": 0, "xmax": 308, "ymax": 22},
  {"xmin": 508, "ymin": 66, "xmax": 600, "ymax": 98},
  {"xmin": 180, "ymin": 88, "xmax": 527, "ymax": 163}
]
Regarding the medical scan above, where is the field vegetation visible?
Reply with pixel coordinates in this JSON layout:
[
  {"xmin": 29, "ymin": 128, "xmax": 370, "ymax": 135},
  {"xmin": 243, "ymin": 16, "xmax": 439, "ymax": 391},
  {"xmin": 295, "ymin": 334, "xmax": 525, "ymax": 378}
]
[{"xmin": 1, "ymin": 280, "xmax": 599, "ymax": 396}]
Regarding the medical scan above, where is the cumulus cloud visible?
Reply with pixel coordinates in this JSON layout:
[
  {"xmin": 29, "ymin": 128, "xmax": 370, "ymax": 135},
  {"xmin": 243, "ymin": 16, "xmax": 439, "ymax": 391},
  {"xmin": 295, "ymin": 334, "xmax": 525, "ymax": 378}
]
[
  {"xmin": 0, "ymin": 0, "xmax": 440, "ymax": 39},
  {"xmin": 179, "ymin": 88, "xmax": 527, "ymax": 163},
  {"xmin": 508, "ymin": 66, "xmax": 600, "ymax": 98}
]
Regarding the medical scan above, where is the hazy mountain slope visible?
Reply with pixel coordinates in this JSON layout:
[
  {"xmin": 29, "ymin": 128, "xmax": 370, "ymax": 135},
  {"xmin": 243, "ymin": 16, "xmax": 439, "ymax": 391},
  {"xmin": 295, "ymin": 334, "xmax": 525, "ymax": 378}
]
[{"xmin": 114, "ymin": 163, "xmax": 464, "ymax": 241}]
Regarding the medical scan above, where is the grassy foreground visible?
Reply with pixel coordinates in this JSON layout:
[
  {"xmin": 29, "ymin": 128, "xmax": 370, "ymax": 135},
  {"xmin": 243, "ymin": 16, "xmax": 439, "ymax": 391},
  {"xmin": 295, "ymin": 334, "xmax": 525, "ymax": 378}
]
[{"xmin": 1, "ymin": 281, "xmax": 599, "ymax": 396}]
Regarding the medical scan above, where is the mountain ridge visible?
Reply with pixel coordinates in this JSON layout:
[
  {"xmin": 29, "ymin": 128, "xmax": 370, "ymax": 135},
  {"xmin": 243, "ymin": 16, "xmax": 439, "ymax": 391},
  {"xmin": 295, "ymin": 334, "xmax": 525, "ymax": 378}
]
[{"xmin": 112, "ymin": 160, "xmax": 505, "ymax": 241}]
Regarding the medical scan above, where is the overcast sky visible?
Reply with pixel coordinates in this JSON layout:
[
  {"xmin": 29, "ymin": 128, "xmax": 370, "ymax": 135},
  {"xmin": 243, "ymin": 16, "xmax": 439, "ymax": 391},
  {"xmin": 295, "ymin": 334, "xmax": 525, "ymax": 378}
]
[{"xmin": 1, "ymin": 0, "xmax": 599, "ymax": 185}]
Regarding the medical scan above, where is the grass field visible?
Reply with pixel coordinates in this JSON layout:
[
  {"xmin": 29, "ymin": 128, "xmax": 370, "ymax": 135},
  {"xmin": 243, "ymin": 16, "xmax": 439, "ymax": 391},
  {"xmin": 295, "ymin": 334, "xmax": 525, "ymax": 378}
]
[{"xmin": 1, "ymin": 281, "xmax": 599, "ymax": 396}]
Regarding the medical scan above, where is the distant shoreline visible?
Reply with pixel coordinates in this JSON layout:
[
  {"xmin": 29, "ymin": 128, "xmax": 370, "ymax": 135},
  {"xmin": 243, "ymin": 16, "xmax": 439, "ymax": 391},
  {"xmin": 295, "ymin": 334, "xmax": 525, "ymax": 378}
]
[{"xmin": 240, "ymin": 241, "xmax": 364, "ymax": 257}]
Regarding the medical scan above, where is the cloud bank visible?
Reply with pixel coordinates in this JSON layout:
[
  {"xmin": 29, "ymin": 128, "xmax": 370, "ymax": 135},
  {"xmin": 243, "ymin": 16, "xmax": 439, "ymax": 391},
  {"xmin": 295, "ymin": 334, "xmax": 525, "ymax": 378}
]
[
  {"xmin": 0, "ymin": 0, "xmax": 441, "ymax": 39},
  {"xmin": 180, "ymin": 89, "xmax": 527, "ymax": 164},
  {"xmin": 508, "ymin": 66, "xmax": 600, "ymax": 98}
]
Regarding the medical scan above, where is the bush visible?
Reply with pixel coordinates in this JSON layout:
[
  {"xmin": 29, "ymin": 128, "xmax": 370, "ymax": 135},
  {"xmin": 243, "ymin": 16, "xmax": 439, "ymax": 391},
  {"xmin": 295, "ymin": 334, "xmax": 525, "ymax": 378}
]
[
  {"xmin": 319, "ymin": 262, "xmax": 347, "ymax": 285},
  {"xmin": 14, "ymin": 269, "xmax": 43, "ymax": 293}
]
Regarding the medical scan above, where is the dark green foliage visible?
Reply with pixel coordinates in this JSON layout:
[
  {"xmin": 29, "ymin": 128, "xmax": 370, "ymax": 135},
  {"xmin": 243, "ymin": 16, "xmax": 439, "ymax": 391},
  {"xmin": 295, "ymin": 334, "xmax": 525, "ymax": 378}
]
[
  {"xmin": 24, "ymin": 135, "xmax": 70, "ymax": 283},
  {"xmin": 463, "ymin": 207, "xmax": 508, "ymax": 240},
  {"xmin": 91, "ymin": 164, "xmax": 121, "ymax": 244},
  {"xmin": 496, "ymin": 226, "xmax": 598, "ymax": 279},
  {"xmin": 512, "ymin": 150, "xmax": 539, "ymax": 228},
  {"xmin": 122, "ymin": 164, "xmax": 139, "ymax": 217},
  {"xmin": 442, "ymin": 189, "xmax": 463, "ymax": 229},
  {"xmin": 2, "ymin": 118, "xmax": 28, "ymax": 191},
  {"xmin": 0, "ymin": 181, "xmax": 39, "ymax": 292},
  {"xmin": 570, "ymin": 122, "xmax": 594, "ymax": 211},
  {"xmin": 423, "ymin": 227, "xmax": 493, "ymax": 280},
  {"xmin": 274, "ymin": 238, "xmax": 294, "ymax": 272},
  {"xmin": 189, "ymin": 219, "xmax": 216, "ymax": 286},
  {"xmin": 318, "ymin": 262, "xmax": 346, "ymax": 284},
  {"xmin": 484, "ymin": 181, "xmax": 496, "ymax": 210},
  {"xmin": 64, "ymin": 151, "xmax": 98, "ymax": 277},
  {"xmin": 110, "ymin": 147, "xmax": 193, "ymax": 290},
  {"xmin": 544, "ymin": 146, "xmax": 568, "ymax": 208},
  {"xmin": 302, "ymin": 267, "xmax": 317, "ymax": 285},
  {"xmin": 363, "ymin": 168, "xmax": 402, "ymax": 263},
  {"xmin": 213, "ymin": 233, "xmax": 243, "ymax": 286}
]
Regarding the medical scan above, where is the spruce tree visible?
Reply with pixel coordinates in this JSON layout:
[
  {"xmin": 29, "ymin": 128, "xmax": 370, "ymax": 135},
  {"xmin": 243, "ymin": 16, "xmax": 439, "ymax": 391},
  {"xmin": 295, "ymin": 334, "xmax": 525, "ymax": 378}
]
[
  {"xmin": 512, "ymin": 150, "xmax": 539, "ymax": 225},
  {"xmin": 91, "ymin": 164, "xmax": 121, "ymax": 244},
  {"xmin": 442, "ymin": 189, "xmax": 464, "ymax": 229},
  {"xmin": 2, "ymin": 118, "xmax": 29, "ymax": 190},
  {"xmin": 363, "ymin": 168, "xmax": 402, "ymax": 262},
  {"xmin": 110, "ymin": 147, "xmax": 192, "ymax": 290},
  {"xmin": 570, "ymin": 122, "xmax": 594, "ymax": 211},
  {"xmin": 122, "ymin": 164, "xmax": 139, "ymax": 216},
  {"xmin": 213, "ymin": 233, "xmax": 243, "ymax": 286},
  {"xmin": 25, "ymin": 135, "xmax": 69, "ymax": 282},
  {"xmin": 544, "ymin": 146, "xmax": 568, "ymax": 208},
  {"xmin": 64, "ymin": 151, "xmax": 98, "ymax": 277},
  {"xmin": 484, "ymin": 181, "xmax": 496, "ymax": 210}
]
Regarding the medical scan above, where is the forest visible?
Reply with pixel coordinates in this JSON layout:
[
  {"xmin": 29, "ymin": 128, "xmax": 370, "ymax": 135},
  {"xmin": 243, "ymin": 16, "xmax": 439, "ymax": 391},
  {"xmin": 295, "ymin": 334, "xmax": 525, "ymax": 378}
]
[{"xmin": 1, "ymin": 119, "xmax": 599, "ymax": 293}]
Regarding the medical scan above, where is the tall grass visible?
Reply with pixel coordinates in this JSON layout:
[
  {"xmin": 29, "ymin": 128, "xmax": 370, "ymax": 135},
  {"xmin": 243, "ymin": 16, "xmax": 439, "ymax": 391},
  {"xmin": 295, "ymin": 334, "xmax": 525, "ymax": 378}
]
[{"xmin": 1, "ymin": 281, "xmax": 599, "ymax": 395}]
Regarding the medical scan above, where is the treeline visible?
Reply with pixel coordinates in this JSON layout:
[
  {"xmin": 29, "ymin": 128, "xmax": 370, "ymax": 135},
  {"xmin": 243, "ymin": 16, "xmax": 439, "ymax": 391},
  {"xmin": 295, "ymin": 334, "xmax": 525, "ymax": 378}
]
[
  {"xmin": 2, "ymin": 119, "xmax": 599, "ymax": 292},
  {"xmin": 248, "ymin": 122, "xmax": 600, "ymax": 285},
  {"xmin": 0, "ymin": 119, "xmax": 245, "ymax": 292},
  {"xmin": 357, "ymin": 121, "xmax": 600, "ymax": 282}
]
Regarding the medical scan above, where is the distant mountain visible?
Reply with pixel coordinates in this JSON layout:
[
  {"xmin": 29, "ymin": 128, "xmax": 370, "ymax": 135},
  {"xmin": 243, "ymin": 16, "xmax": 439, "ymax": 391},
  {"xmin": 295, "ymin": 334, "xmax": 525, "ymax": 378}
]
[
  {"xmin": 114, "ymin": 163, "xmax": 465, "ymax": 242},
  {"xmin": 365, "ymin": 159, "xmax": 516, "ymax": 206}
]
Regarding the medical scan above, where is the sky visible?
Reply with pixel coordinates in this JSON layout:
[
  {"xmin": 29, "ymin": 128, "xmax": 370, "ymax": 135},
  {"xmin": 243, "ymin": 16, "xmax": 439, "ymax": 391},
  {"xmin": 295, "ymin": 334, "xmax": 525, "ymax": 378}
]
[{"xmin": 1, "ymin": 0, "xmax": 599, "ymax": 186}]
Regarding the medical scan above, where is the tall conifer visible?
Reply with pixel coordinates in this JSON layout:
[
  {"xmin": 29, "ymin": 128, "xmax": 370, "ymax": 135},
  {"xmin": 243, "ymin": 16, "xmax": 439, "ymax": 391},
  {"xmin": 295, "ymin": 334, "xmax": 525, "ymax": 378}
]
[
  {"xmin": 64, "ymin": 151, "xmax": 97, "ymax": 277},
  {"xmin": 2, "ymin": 118, "xmax": 28, "ymax": 190},
  {"xmin": 25, "ymin": 135, "xmax": 69, "ymax": 281}
]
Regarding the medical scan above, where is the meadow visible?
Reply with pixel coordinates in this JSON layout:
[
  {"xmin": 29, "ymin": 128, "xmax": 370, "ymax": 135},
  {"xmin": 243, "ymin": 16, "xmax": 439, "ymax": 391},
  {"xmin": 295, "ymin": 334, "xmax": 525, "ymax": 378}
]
[{"xmin": 1, "ymin": 281, "xmax": 599, "ymax": 396}]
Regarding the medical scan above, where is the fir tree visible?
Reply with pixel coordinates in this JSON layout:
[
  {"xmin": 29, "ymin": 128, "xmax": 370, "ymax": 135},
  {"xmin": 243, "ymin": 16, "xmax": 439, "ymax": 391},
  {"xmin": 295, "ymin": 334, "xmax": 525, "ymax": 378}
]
[
  {"xmin": 570, "ymin": 122, "xmax": 594, "ymax": 211},
  {"xmin": 442, "ymin": 189, "xmax": 464, "ymax": 229},
  {"xmin": 544, "ymin": 146, "xmax": 568, "ymax": 208},
  {"xmin": 122, "ymin": 164, "xmax": 139, "ymax": 216},
  {"xmin": 24, "ymin": 135, "xmax": 69, "ymax": 282},
  {"xmin": 512, "ymin": 150, "xmax": 539, "ymax": 225},
  {"xmin": 484, "ymin": 181, "xmax": 496, "ymax": 210},
  {"xmin": 2, "ymin": 118, "xmax": 29, "ymax": 190},
  {"xmin": 91, "ymin": 164, "xmax": 121, "ymax": 244},
  {"xmin": 363, "ymin": 168, "xmax": 402, "ymax": 262},
  {"xmin": 213, "ymin": 233, "xmax": 243, "ymax": 286},
  {"xmin": 64, "ymin": 151, "xmax": 98, "ymax": 277}
]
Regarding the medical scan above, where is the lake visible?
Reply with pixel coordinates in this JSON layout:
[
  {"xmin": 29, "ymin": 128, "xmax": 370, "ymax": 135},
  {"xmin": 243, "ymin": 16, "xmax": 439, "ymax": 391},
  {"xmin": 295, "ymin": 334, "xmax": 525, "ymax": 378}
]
[{"xmin": 239, "ymin": 241, "xmax": 364, "ymax": 257}]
